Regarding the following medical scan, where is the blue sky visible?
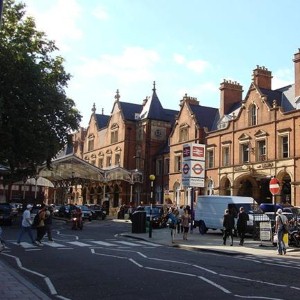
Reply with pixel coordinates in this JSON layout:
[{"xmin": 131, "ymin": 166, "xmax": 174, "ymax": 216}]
[{"xmin": 23, "ymin": 0, "xmax": 299, "ymax": 127}]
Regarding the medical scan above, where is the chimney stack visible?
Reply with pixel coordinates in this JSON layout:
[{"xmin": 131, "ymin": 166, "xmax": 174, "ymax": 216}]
[
  {"xmin": 293, "ymin": 49, "xmax": 300, "ymax": 98},
  {"xmin": 180, "ymin": 93, "xmax": 199, "ymax": 107},
  {"xmin": 219, "ymin": 80, "xmax": 243, "ymax": 116},
  {"xmin": 252, "ymin": 65, "xmax": 272, "ymax": 89}
]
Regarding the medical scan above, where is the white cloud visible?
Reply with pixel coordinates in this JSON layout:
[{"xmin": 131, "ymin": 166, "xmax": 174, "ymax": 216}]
[
  {"xmin": 75, "ymin": 47, "xmax": 160, "ymax": 83},
  {"xmin": 93, "ymin": 6, "xmax": 109, "ymax": 20},
  {"xmin": 173, "ymin": 54, "xmax": 185, "ymax": 64},
  {"xmin": 187, "ymin": 59, "xmax": 210, "ymax": 73},
  {"xmin": 173, "ymin": 53, "xmax": 210, "ymax": 74},
  {"xmin": 25, "ymin": 0, "xmax": 83, "ymax": 51}
]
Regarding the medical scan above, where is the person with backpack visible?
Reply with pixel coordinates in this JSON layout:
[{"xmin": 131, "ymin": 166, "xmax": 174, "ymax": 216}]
[
  {"xmin": 17, "ymin": 204, "xmax": 38, "ymax": 245},
  {"xmin": 34, "ymin": 204, "xmax": 47, "ymax": 246},
  {"xmin": 275, "ymin": 208, "xmax": 288, "ymax": 255}
]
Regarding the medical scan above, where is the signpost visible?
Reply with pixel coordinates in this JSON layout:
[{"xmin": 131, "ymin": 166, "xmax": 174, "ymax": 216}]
[{"xmin": 269, "ymin": 177, "xmax": 280, "ymax": 195}]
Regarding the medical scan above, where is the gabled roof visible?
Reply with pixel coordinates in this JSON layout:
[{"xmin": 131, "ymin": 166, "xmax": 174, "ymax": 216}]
[{"xmin": 189, "ymin": 104, "xmax": 219, "ymax": 131}]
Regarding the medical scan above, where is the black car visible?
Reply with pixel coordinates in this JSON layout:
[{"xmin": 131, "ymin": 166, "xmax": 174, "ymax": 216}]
[
  {"xmin": 57, "ymin": 204, "xmax": 77, "ymax": 218},
  {"xmin": 87, "ymin": 204, "xmax": 106, "ymax": 220},
  {"xmin": 0, "ymin": 203, "xmax": 14, "ymax": 225},
  {"xmin": 135, "ymin": 205, "xmax": 167, "ymax": 228}
]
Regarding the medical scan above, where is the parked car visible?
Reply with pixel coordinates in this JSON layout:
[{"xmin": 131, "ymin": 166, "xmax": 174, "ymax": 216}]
[
  {"xmin": 57, "ymin": 204, "xmax": 77, "ymax": 218},
  {"xmin": 87, "ymin": 204, "xmax": 106, "ymax": 220},
  {"xmin": 0, "ymin": 203, "xmax": 14, "ymax": 225},
  {"xmin": 135, "ymin": 205, "xmax": 167, "ymax": 228},
  {"xmin": 77, "ymin": 205, "xmax": 92, "ymax": 221}
]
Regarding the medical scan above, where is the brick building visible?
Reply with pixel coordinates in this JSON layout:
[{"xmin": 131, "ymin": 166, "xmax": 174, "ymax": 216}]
[{"xmin": 69, "ymin": 49, "xmax": 300, "ymax": 208}]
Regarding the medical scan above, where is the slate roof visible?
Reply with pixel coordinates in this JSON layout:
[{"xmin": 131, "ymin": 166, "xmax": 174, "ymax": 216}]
[
  {"xmin": 140, "ymin": 89, "xmax": 166, "ymax": 120},
  {"xmin": 275, "ymin": 84, "xmax": 296, "ymax": 112},
  {"xmin": 119, "ymin": 102, "xmax": 143, "ymax": 121},
  {"xmin": 95, "ymin": 114, "xmax": 110, "ymax": 129},
  {"xmin": 189, "ymin": 104, "xmax": 219, "ymax": 131}
]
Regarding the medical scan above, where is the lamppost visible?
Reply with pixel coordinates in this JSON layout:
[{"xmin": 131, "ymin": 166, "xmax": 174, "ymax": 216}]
[{"xmin": 149, "ymin": 174, "xmax": 155, "ymax": 238}]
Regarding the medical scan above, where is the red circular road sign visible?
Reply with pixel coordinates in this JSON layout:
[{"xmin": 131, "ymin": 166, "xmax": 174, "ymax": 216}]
[{"xmin": 269, "ymin": 177, "xmax": 280, "ymax": 195}]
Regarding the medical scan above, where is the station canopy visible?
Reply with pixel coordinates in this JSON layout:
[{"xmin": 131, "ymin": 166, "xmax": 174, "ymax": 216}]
[{"xmin": 38, "ymin": 154, "xmax": 143, "ymax": 186}]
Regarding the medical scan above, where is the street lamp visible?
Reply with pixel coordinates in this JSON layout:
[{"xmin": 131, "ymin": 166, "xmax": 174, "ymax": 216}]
[{"xmin": 149, "ymin": 174, "xmax": 155, "ymax": 238}]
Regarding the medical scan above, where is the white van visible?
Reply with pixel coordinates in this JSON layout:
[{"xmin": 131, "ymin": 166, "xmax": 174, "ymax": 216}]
[{"xmin": 194, "ymin": 195, "xmax": 262, "ymax": 234}]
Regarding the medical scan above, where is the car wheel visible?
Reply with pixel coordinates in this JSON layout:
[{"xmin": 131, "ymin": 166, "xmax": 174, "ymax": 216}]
[{"xmin": 199, "ymin": 221, "xmax": 207, "ymax": 235}]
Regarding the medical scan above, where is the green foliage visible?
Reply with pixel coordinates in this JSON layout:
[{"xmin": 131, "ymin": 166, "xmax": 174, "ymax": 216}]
[{"xmin": 0, "ymin": 0, "xmax": 82, "ymax": 181}]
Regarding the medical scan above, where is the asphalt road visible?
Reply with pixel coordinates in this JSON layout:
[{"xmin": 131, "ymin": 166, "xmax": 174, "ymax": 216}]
[{"xmin": 1, "ymin": 219, "xmax": 300, "ymax": 300}]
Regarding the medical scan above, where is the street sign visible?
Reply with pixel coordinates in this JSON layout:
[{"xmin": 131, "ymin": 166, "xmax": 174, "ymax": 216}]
[
  {"xmin": 182, "ymin": 177, "xmax": 205, "ymax": 187},
  {"xmin": 269, "ymin": 177, "xmax": 280, "ymax": 195}
]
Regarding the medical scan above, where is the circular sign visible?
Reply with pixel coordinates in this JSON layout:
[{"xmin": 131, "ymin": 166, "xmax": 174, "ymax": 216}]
[
  {"xmin": 182, "ymin": 163, "xmax": 190, "ymax": 175},
  {"xmin": 269, "ymin": 177, "xmax": 280, "ymax": 195}
]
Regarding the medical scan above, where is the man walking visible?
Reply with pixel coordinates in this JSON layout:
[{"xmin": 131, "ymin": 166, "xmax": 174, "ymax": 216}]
[
  {"xmin": 237, "ymin": 206, "xmax": 249, "ymax": 246},
  {"xmin": 222, "ymin": 209, "xmax": 235, "ymax": 246},
  {"xmin": 17, "ymin": 204, "xmax": 37, "ymax": 245}
]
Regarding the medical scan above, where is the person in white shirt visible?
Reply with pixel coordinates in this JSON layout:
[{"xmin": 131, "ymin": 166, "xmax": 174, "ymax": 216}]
[{"xmin": 17, "ymin": 204, "xmax": 37, "ymax": 245}]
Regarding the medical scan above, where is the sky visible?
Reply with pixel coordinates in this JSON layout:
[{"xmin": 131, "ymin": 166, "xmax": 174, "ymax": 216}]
[{"xmin": 21, "ymin": 0, "xmax": 300, "ymax": 127}]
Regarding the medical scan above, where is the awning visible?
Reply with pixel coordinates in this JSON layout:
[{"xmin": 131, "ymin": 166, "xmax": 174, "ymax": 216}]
[
  {"xmin": 38, "ymin": 154, "xmax": 105, "ymax": 182},
  {"xmin": 37, "ymin": 154, "xmax": 143, "ymax": 185}
]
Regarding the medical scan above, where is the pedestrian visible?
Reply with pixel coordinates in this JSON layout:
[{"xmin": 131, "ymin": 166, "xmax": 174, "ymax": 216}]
[
  {"xmin": 35, "ymin": 204, "xmax": 47, "ymax": 246},
  {"xmin": 44, "ymin": 206, "xmax": 53, "ymax": 242},
  {"xmin": 177, "ymin": 205, "xmax": 184, "ymax": 233},
  {"xmin": 237, "ymin": 206, "xmax": 249, "ymax": 246},
  {"xmin": 275, "ymin": 208, "xmax": 288, "ymax": 255},
  {"xmin": 167, "ymin": 208, "xmax": 178, "ymax": 243},
  {"xmin": 17, "ymin": 204, "xmax": 37, "ymax": 245},
  {"xmin": 181, "ymin": 208, "xmax": 191, "ymax": 240},
  {"xmin": 222, "ymin": 208, "xmax": 235, "ymax": 246}
]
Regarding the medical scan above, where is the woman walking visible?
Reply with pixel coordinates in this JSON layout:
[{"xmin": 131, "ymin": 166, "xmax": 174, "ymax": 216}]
[{"xmin": 181, "ymin": 208, "xmax": 191, "ymax": 240}]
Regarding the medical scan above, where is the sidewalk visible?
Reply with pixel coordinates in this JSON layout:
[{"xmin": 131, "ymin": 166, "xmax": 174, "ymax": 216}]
[
  {"xmin": 0, "ymin": 259, "xmax": 52, "ymax": 300},
  {"xmin": 119, "ymin": 220, "xmax": 300, "ymax": 258}
]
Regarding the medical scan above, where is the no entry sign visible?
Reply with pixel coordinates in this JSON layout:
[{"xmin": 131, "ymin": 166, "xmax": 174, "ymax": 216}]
[{"xmin": 269, "ymin": 177, "xmax": 280, "ymax": 195}]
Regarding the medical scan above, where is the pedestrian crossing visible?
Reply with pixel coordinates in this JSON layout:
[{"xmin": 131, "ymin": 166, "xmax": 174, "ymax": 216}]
[{"xmin": 6, "ymin": 239, "xmax": 163, "ymax": 251}]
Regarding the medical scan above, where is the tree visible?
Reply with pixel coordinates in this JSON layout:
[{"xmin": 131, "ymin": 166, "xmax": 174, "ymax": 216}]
[{"xmin": 0, "ymin": 0, "xmax": 82, "ymax": 183}]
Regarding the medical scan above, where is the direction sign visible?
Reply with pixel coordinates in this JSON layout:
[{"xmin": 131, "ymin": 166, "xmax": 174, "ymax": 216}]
[{"xmin": 269, "ymin": 177, "xmax": 280, "ymax": 195}]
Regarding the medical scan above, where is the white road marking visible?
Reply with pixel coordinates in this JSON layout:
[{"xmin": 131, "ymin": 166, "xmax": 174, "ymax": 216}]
[
  {"xmin": 67, "ymin": 241, "xmax": 92, "ymax": 247},
  {"xmin": 91, "ymin": 241, "xmax": 116, "ymax": 247},
  {"xmin": 137, "ymin": 241, "xmax": 162, "ymax": 247},
  {"xmin": 14, "ymin": 242, "xmax": 37, "ymax": 249},
  {"xmin": 114, "ymin": 241, "xmax": 142, "ymax": 246},
  {"xmin": 42, "ymin": 241, "xmax": 66, "ymax": 247}
]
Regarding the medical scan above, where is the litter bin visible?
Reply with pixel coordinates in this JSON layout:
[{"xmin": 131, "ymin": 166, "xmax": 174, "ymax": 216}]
[{"xmin": 131, "ymin": 211, "xmax": 146, "ymax": 233}]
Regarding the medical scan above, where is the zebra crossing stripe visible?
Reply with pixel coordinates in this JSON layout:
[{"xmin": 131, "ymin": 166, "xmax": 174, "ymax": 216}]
[
  {"xmin": 114, "ymin": 241, "xmax": 142, "ymax": 246},
  {"xmin": 42, "ymin": 241, "xmax": 66, "ymax": 247},
  {"xmin": 15, "ymin": 242, "xmax": 37, "ymax": 249},
  {"xmin": 137, "ymin": 241, "xmax": 162, "ymax": 247},
  {"xmin": 91, "ymin": 241, "xmax": 116, "ymax": 247},
  {"xmin": 68, "ymin": 241, "xmax": 92, "ymax": 247}
]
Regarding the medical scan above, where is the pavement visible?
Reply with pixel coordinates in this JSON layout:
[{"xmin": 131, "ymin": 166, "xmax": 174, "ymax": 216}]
[{"xmin": 1, "ymin": 220, "xmax": 300, "ymax": 300}]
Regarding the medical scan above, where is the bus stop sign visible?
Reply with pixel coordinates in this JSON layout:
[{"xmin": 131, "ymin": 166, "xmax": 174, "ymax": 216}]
[{"xmin": 269, "ymin": 177, "xmax": 280, "ymax": 195}]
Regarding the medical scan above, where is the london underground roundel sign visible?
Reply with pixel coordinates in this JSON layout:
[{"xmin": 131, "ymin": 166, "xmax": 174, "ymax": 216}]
[{"xmin": 269, "ymin": 177, "xmax": 280, "ymax": 195}]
